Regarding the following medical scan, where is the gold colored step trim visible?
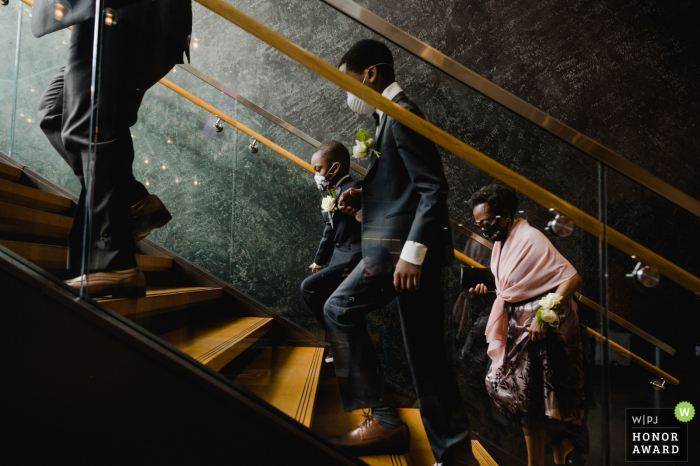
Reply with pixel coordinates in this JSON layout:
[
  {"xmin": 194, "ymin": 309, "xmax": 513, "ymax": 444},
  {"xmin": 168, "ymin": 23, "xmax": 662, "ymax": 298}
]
[
  {"xmin": 0, "ymin": 162, "xmax": 21, "ymax": 182},
  {"xmin": 0, "ymin": 178, "xmax": 71, "ymax": 213},
  {"xmin": 96, "ymin": 287, "xmax": 222, "ymax": 320},
  {"xmin": 235, "ymin": 346, "xmax": 323, "ymax": 428},
  {"xmin": 0, "ymin": 240, "xmax": 172, "ymax": 271},
  {"xmin": 161, "ymin": 317, "xmax": 273, "ymax": 372},
  {"xmin": 0, "ymin": 201, "xmax": 72, "ymax": 238}
]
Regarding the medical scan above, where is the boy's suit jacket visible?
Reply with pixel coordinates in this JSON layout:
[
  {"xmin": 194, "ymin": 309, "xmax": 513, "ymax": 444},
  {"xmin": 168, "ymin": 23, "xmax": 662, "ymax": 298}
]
[
  {"xmin": 362, "ymin": 91, "xmax": 453, "ymax": 268},
  {"xmin": 31, "ymin": 0, "xmax": 192, "ymax": 62},
  {"xmin": 315, "ymin": 176, "xmax": 363, "ymax": 268}
]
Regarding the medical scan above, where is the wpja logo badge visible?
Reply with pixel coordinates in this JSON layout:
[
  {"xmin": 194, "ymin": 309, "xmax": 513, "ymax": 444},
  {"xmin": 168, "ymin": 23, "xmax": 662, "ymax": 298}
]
[{"xmin": 626, "ymin": 404, "xmax": 692, "ymax": 462}]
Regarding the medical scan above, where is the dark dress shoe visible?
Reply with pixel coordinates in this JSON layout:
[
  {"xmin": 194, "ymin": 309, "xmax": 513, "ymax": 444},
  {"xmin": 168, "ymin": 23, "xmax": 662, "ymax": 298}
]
[
  {"xmin": 132, "ymin": 194, "xmax": 172, "ymax": 242},
  {"xmin": 330, "ymin": 415, "xmax": 410, "ymax": 456},
  {"xmin": 65, "ymin": 268, "xmax": 146, "ymax": 298}
]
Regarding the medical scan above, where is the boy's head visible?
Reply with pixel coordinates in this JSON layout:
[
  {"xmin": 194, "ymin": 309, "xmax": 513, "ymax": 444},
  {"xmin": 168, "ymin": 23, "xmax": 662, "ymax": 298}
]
[
  {"xmin": 338, "ymin": 39, "xmax": 395, "ymax": 96},
  {"xmin": 310, "ymin": 141, "xmax": 350, "ymax": 189}
]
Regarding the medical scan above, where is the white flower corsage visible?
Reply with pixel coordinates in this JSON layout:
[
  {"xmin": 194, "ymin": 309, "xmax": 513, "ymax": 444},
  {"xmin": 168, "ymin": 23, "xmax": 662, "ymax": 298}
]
[
  {"xmin": 321, "ymin": 189, "xmax": 338, "ymax": 216},
  {"xmin": 352, "ymin": 129, "xmax": 380, "ymax": 159},
  {"xmin": 536, "ymin": 292, "xmax": 563, "ymax": 328}
]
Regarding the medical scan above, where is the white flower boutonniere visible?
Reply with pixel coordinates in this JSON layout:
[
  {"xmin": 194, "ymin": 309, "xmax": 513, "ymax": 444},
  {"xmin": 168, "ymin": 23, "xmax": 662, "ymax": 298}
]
[
  {"xmin": 321, "ymin": 189, "xmax": 338, "ymax": 216},
  {"xmin": 352, "ymin": 129, "xmax": 380, "ymax": 159},
  {"xmin": 536, "ymin": 292, "xmax": 564, "ymax": 328}
]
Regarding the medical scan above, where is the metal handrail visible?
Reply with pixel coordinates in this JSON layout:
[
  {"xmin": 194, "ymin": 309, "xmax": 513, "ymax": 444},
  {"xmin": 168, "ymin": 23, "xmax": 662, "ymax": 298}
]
[
  {"xmin": 321, "ymin": 0, "xmax": 700, "ymax": 220},
  {"xmin": 193, "ymin": 0, "xmax": 700, "ymax": 296}
]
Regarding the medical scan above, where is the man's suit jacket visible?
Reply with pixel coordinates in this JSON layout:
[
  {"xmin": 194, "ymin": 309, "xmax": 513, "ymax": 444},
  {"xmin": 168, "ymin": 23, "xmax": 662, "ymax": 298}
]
[
  {"xmin": 315, "ymin": 177, "xmax": 363, "ymax": 268},
  {"xmin": 31, "ymin": 0, "xmax": 192, "ymax": 62},
  {"xmin": 361, "ymin": 91, "xmax": 454, "ymax": 268}
]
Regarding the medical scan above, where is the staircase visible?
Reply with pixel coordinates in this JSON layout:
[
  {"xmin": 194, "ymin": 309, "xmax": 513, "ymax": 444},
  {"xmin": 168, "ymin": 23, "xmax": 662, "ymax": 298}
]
[{"xmin": 0, "ymin": 157, "xmax": 499, "ymax": 466}]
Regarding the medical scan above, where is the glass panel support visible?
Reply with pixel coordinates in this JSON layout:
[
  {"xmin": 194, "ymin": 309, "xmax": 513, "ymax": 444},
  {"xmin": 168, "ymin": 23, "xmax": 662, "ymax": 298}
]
[{"xmin": 8, "ymin": 3, "xmax": 22, "ymax": 157}]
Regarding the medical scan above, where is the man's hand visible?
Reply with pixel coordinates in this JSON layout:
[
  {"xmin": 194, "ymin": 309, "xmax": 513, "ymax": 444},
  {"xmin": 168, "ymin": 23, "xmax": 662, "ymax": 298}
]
[
  {"xmin": 394, "ymin": 259, "xmax": 421, "ymax": 292},
  {"xmin": 338, "ymin": 188, "xmax": 362, "ymax": 216},
  {"xmin": 469, "ymin": 283, "xmax": 488, "ymax": 294},
  {"xmin": 528, "ymin": 318, "xmax": 547, "ymax": 342},
  {"xmin": 309, "ymin": 263, "xmax": 322, "ymax": 274}
]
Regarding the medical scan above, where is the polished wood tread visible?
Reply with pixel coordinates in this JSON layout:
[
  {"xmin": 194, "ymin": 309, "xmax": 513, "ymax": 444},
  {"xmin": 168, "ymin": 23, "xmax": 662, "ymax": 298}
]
[
  {"xmin": 96, "ymin": 287, "xmax": 222, "ymax": 320},
  {"xmin": 160, "ymin": 316, "xmax": 273, "ymax": 372},
  {"xmin": 234, "ymin": 346, "xmax": 323, "ymax": 428},
  {"xmin": 0, "ymin": 162, "xmax": 21, "ymax": 182},
  {"xmin": 0, "ymin": 178, "xmax": 71, "ymax": 213},
  {"xmin": 0, "ymin": 240, "xmax": 172, "ymax": 271},
  {"xmin": 472, "ymin": 440, "xmax": 498, "ymax": 466},
  {"xmin": 0, "ymin": 201, "xmax": 72, "ymax": 238}
]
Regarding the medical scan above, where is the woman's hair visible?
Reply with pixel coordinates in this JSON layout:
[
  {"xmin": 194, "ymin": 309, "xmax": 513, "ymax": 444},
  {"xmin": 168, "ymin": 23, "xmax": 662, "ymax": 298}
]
[{"xmin": 467, "ymin": 184, "xmax": 519, "ymax": 215}]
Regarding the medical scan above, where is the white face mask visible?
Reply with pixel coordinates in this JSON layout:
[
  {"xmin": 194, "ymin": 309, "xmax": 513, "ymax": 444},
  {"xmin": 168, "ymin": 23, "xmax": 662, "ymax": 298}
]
[{"xmin": 345, "ymin": 63, "xmax": 393, "ymax": 114}]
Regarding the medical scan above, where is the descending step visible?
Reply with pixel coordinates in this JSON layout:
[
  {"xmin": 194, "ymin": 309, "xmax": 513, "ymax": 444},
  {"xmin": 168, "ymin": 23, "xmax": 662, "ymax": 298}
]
[
  {"xmin": 0, "ymin": 240, "xmax": 172, "ymax": 271},
  {"xmin": 312, "ymin": 376, "xmax": 416, "ymax": 466},
  {"xmin": 0, "ymin": 162, "xmax": 21, "ymax": 182},
  {"xmin": 160, "ymin": 316, "xmax": 273, "ymax": 372},
  {"xmin": 0, "ymin": 201, "xmax": 72, "ymax": 238},
  {"xmin": 0, "ymin": 178, "xmax": 71, "ymax": 213},
  {"xmin": 234, "ymin": 346, "xmax": 323, "ymax": 428},
  {"xmin": 96, "ymin": 287, "xmax": 222, "ymax": 320}
]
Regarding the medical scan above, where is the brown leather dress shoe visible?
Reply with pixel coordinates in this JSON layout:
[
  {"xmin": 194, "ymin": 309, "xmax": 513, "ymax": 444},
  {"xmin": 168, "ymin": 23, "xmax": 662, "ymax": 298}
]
[
  {"xmin": 132, "ymin": 194, "xmax": 172, "ymax": 242},
  {"xmin": 330, "ymin": 415, "xmax": 410, "ymax": 457},
  {"xmin": 65, "ymin": 268, "xmax": 146, "ymax": 298}
]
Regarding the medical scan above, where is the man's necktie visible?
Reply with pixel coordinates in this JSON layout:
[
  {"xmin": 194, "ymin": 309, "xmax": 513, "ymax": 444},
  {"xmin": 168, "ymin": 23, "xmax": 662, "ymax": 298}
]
[{"xmin": 372, "ymin": 112, "xmax": 380, "ymax": 127}]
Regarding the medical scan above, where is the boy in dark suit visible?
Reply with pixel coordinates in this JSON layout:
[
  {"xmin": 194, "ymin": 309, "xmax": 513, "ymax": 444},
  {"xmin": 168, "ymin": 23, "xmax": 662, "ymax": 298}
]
[
  {"xmin": 301, "ymin": 141, "xmax": 362, "ymax": 364},
  {"xmin": 326, "ymin": 40, "xmax": 478, "ymax": 466}
]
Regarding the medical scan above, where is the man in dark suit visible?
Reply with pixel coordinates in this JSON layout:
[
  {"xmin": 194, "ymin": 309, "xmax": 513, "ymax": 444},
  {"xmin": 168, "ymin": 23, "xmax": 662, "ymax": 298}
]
[
  {"xmin": 326, "ymin": 40, "xmax": 477, "ymax": 466},
  {"xmin": 33, "ymin": 0, "xmax": 191, "ymax": 297},
  {"xmin": 301, "ymin": 141, "xmax": 363, "ymax": 364}
]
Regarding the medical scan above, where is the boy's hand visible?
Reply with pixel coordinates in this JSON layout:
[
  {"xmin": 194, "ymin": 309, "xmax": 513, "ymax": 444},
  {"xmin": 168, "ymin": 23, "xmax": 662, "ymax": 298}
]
[
  {"xmin": 338, "ymin": 188, "xmax": 362, "ymax": 215},
  {"xmin": 394, "ymin": 259, "xmax": 421, "ymax": 292},
  {"xmin": 309, "ymin": 263, "xmax": 322, "ymax": 274},
  {"xmin": 469, "ymin": 283, "xmax": 488, "ymax": 294}
]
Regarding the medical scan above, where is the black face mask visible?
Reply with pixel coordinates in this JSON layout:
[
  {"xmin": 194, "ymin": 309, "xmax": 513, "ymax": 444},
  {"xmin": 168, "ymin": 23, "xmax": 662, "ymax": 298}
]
[{"xmin": 481, "ymin": 217, "xmax": 510, "ymax": 242}]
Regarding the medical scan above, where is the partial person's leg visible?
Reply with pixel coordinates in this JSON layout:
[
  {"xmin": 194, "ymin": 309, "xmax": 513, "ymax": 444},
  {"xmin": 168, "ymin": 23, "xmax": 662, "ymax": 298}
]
[
  {"xmin": 523, "ymin": 423, "xmax": 546, "ymax": 466},
  {"xmin": 323, "ymin": 260, "xmax": 397, "ymax": 411},
  {"xmin": 301, "ymin": 266, "xmax": 347, "ymax": 333},
  {"xmin": 397, "ymin": 267, "xmax": 477, "ymax": 466},
  {"xmin": 324, "ymin": 259, "xmax": 410, "ymax": 455}
]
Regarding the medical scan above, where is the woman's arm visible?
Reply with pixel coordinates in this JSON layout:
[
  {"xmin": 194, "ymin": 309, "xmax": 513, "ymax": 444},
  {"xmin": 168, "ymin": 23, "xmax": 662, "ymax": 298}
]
[{"xmin": 529, "ymin": 272, "xmax": 582, "ymax": 342}]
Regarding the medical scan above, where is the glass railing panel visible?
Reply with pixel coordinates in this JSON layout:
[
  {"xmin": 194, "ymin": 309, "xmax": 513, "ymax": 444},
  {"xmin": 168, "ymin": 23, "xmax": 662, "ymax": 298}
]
[
  {"xmin": 0, "ymin": 1, "xmax": 21, "ymax": 155},
  {"xmin": 7, "ymin": 3, "xmax": 79, "ymax": 195},
  {"xmin": 603, "ymin": 169, "xmax": 696, "ymax": 465}
]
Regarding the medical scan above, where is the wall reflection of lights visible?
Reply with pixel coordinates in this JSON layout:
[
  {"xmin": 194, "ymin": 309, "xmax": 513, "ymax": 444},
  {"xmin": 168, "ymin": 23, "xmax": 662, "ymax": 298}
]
[
  {"xmin": 175, "ymin": 178, "xmax": 180, "ymax": 184},
  {"xmin": 162, "ymin": 163, "xmax": 166, "ymax": 170},
  {"xmin": 194, "ymin": 179, "xmax": 199, "ymax": 186},
  {"xmin": 145, "ymin": 180, "xmax": 150, "ymax": 187},
  {"xmin": 167, "ymin": 138, "xmax": 172, "ymax": 144},
  {"xmin": 144, "ymin": 159, "xmax": 149, "ymax": 164},
  {"xmin": 131, "ymin": 133, "xmax": 135, "ymax": 138},
  {"xmin": 20, "ymin": 113, "xmax": 24, "ymax": 117},
  {"xmin": 192, "ymin": 38, "xmax": 199, "ymax": 49},
  {"xmin": 27, "ymin": 118, "xmax": 32, "ymax": 123},
  {"xmin": 172, "ymin": 67, "xmax": 177, "ymax": 73},
  {"xmin": 30, "ymin": 89, "xmax": 35, "ymax": 92}
]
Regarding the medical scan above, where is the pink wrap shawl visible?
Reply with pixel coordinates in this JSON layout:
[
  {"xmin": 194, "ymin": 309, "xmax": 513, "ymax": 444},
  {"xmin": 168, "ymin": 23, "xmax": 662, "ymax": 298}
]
[{"xmin": 485, "ymin": 219, "xmax": 577, "ymax": 374}]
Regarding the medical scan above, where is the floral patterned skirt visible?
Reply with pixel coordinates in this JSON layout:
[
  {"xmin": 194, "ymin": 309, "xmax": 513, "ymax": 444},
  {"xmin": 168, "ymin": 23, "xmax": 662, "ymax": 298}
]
[{"xmin": 485, "ymin": 292, "xmax": 585, "ymax": 428}]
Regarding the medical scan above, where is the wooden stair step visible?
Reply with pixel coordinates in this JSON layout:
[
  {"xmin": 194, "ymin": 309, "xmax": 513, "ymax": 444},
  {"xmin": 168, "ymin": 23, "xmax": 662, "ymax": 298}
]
[
  {"xmin": 0, "ymin": 201, "xmax": 72, "ymax": 238},
  {"xmin": 234, "ymin": 346, "xmax": 324, "ymax": 428},
  {"xmin": 311, "ymin": 376, "xmax": 415, "ymax": 466},
  {"xmin": 0, "ymin": 162, "xmax": 22, "ymax": 182},
  {"xmin": 160, "ymin": 317, "xmax": 273, "ymax": 372},
  {"xmin": 0, "ymin": 240, "xmax": 173, "ymax": 271},
  {"xmin": 472, "ymin": 440, "xmax": 498, "ymax": 466},
  {"xmin": 96, "ymin": 287, "xmax": 222, "ymax": 320},
  {"xmin": 0, "ymin": 178, "xmax": 71, "ymax": 213}
]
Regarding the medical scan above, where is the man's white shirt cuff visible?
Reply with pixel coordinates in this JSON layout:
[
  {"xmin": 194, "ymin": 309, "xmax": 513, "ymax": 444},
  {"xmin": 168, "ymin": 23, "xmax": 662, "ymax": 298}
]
[{"xmin": 400, "ymin": 241, "xmax": 427, "ymax": 266}]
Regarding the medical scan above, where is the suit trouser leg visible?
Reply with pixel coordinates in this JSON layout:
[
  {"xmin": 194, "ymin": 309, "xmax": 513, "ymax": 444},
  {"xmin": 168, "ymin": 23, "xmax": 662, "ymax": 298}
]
[
  {"xmin": 37, "ymin": 19, "xmax": 173, "ymax": 271},
  {"xmin": 301, "ymin": 262, "xmax": 357, "ymax": 335},
  {"xmin": 324, "ymin": 260, "xmax": 397, "ymax": 411},
  {"xmin": 396, "ymin": 268, "xmax": 475, "ymax": 465}
]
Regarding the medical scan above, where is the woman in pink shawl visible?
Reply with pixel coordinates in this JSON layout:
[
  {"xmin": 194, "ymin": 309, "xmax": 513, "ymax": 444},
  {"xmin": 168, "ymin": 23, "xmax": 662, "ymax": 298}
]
[{"xmin": 468, "ymin": 185, "xmax": 585, "ymax": 466}]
